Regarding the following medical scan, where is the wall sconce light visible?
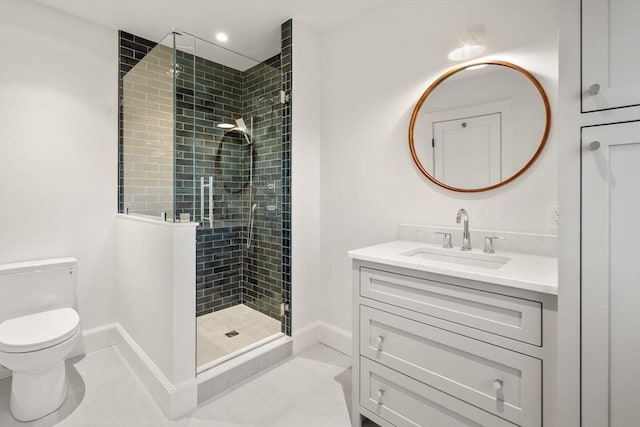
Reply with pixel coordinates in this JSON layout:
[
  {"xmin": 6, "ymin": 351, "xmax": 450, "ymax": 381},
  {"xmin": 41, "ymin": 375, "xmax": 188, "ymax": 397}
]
[{"xmin": 448, "ymin": 27, "xmax": 486, "ymax": 61}]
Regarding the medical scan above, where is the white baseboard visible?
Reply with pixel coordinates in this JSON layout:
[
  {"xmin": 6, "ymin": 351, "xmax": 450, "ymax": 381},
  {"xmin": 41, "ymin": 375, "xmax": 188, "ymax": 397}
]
[
  {"xmin": 115, "ymin": 324, "xmax": 197, "ymax": 420},
  {"xmin": 292, "ymin": 321, "xmax": 322, "ymax": 354},
  {"xmin": 318, "ymin": 322, "xmax": 352, "ymax": 356},
  {"xmin": 293, "ymin": 321, "xmax": 353, "ymax": 357},
  {"xmin": 72, "ymin": 323, "xmax": 120, "ymax": 357}
]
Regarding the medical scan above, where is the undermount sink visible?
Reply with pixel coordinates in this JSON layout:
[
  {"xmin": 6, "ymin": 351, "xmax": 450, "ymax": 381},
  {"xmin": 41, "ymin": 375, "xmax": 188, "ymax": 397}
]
[{"xmin": 400, "ymin": 246, "xmax": 511, "ymax": 269}]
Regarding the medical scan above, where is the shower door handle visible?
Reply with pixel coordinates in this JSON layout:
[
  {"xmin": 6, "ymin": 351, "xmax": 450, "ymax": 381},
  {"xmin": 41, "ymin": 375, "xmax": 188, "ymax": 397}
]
[
  {"xmin": 200, "ymin": 176, "xmax": 213, "ymax": 227},
  {"xmin": 208, "ymin": 176, "xmax": 213, "ymax": 228}
]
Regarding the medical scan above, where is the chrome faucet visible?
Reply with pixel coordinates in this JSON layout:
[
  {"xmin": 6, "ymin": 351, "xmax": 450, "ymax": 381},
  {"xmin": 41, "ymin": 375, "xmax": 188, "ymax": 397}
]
[{"xmin": 456, "ymin": 208, "xmax": 471, "ymax": 251}]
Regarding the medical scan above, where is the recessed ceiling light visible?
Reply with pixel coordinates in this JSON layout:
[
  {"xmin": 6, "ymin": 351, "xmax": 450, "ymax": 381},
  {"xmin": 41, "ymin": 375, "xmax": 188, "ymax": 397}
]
[
  {"xmin": 217, "ymin": 123, "xmax": 235, "ymax": 129},
  {"xmin": 215, "ymin": 32, "xmax": 228, "ymax": 43}
]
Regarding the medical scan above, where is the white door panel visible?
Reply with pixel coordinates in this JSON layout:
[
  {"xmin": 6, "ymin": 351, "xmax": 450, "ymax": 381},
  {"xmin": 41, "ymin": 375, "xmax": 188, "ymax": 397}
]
[
  {"xmin": 433, "ymin": 113, "xmax": 501, "ymax": 188},
  {"xmin": 582, "ymin": 121, "xmax": 640, "ymax": 427},
  {"xmin": 582, "ymin": 0, "xmax": 640, "ymax": 111}
]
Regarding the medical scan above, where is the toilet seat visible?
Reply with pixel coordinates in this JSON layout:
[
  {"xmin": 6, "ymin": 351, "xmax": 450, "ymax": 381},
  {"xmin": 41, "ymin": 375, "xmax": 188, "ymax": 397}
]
[{"xmin": 0, "ymin": 308, "xmax": 80, "ymax": 353}]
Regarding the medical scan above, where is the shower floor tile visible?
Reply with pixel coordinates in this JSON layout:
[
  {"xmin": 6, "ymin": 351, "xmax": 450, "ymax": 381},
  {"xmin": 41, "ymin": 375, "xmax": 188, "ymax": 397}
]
[{"xmin": 197, "ymin": 304, "xmax": 281, "ymax": 368}]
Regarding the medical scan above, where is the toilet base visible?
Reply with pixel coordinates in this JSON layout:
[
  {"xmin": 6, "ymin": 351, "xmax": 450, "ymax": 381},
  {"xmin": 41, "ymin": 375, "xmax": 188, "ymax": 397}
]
[{"xmin": 10, "ymin": 360, "xmax": 68, "ymax": 421}]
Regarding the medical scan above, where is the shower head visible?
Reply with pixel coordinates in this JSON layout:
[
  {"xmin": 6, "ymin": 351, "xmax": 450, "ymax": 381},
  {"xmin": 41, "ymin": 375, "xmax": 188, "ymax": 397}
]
[
  {"xmin": 235, "ymin": 118, "xmax": 248, "ymax": 133},
  {"xmin": 234, "ymin": 117, "xmax": 252, "ymax": 145}
]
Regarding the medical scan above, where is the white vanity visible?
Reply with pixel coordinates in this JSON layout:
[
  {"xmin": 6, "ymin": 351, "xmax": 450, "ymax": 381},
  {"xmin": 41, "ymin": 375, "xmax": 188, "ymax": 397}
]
[{"xmin": 349, "ymin": 231, "xmax": 557, "ymax": 427}]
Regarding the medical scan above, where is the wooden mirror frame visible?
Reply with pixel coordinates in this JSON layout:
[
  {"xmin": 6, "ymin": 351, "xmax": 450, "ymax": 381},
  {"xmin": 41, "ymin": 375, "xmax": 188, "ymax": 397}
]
[{"xmin": 408, "ymin": 60, "xmax": 551, "ymax": 193}]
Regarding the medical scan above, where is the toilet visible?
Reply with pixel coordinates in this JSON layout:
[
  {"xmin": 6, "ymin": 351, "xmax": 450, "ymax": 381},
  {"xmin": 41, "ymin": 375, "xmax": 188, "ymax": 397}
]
[{"xmin": 0, "ymin": 258, "xmax": 80, "ymax": 422}]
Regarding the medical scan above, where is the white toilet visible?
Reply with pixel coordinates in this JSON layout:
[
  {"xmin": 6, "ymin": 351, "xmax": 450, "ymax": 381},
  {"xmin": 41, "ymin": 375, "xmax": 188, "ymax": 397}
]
[{"xmin": 0, "ymin": 258, "xmax": 80, "ymax": 422}]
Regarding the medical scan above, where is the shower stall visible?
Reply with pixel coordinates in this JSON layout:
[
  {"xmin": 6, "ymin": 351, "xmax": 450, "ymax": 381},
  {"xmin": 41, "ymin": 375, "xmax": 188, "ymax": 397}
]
[{"xmin": 118, "ymin": 28, "xmax": 291, "ymax": 376}]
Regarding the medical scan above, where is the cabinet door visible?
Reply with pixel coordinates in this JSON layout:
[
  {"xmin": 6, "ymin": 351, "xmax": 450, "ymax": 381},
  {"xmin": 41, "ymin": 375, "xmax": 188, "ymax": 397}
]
[
  {"xmin": 582, "ymin": 0, "xmax": 640, "ymax": 111},
  {"xmin": 582, "ymin": 121, "xmax": 640, "ymax": 426}
]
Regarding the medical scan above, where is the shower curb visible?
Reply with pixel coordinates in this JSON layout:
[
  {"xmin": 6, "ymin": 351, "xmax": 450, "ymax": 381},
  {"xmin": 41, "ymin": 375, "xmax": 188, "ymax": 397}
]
[{"xmin": 196, "ymin": 335, "xmax": 292, "ymax": 404}]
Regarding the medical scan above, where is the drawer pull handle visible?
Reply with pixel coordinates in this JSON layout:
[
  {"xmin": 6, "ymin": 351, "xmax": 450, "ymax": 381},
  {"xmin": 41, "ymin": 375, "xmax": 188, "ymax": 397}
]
[
  {"xmin": 493, "ymin": 378, "xmax": 504, "ymax": 390},
  {"xmin": 377, "ymin": 388, "xmax": 385, "ymax": 399},
  {"xmin": 376, "ymin": 335, "xmax": 384, "ymax": 345}
]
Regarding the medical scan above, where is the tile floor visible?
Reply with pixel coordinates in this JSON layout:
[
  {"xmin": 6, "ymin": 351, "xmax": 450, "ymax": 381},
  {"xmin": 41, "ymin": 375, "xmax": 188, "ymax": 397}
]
[
  {"xmin": 197, "ymin": 304, "xmax": 282, "ymax": 369},
  {"xmin": 0, "ymin": 343, "xmax": 359, "ymax": 427}
]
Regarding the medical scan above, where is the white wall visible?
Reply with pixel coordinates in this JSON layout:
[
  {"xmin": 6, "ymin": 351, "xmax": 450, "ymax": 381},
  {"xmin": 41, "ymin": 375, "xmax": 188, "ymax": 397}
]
[
  {"xmin": 318, "ymin": 1, "xmax": 559, "ymax": 344},
  {"xmin": 291, "ymin": 22, "xmax": 322, "ymax": 352},
  {"xmin": 115, "ymin": 216, "xmax": 196, "ymax": 385},
  {"xmin": 0, "ymin": 0, "xmax": 118, "ymax": 330}
]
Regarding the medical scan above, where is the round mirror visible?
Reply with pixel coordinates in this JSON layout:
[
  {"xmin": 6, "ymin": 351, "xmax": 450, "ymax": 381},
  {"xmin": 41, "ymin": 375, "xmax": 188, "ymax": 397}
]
[
  {"xmin": 215, "ymin": 129, "xmax": 253, "ymax": 194},
  {"xmin": 408, "ymin": 60, "xmax": 550, "ymax": 192}
]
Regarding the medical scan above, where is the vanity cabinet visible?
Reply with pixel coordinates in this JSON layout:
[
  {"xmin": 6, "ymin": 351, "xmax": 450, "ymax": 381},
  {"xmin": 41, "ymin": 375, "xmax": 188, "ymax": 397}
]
[
  {"xmin": 581, "ymin": 0, "xmax": 640, "ymax": 111},
  {"xmin": 351, "ymin": 261, "xmax": 557, "ymax": 427}
]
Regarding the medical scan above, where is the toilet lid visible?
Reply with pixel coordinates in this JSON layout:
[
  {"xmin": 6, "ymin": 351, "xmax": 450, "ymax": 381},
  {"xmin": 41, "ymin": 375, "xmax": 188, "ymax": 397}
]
[{"xmin": 0, "ymin": 308, "xmax": 80, "ymax": 353}]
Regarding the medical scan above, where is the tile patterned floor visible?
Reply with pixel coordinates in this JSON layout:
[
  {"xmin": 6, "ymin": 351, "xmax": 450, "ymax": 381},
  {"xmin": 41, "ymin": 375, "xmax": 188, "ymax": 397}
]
[
  {"xmin": 0, "ymin": 347, "xmax": 170, "ymax": 427},
  {"xmin": 0, "ymin": 343, "xmax": 356, "ymax": 427},
  {"xmin": 192, "ymin": 343, "xmax": 354, "ymax": 427},
  {"xmin": 197, "ymin": 304, "xmax": 282, "ymax": 368}
]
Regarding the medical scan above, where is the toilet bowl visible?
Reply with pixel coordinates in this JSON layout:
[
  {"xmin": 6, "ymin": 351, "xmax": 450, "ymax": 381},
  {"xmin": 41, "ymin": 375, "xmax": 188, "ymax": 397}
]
[
  {"xmin": 0, "ymin": 307, "xmax": 80, "ymax": 421},
  {"xmin": 0, "ymin": 257, "xmax": 80, "ymax": 422}
]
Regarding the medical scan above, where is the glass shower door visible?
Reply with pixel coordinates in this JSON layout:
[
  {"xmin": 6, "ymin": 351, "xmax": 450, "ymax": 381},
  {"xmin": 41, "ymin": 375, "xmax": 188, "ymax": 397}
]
[{"xmin": 187, "ymin": 35, "xmax": 285, "ymax": 371}]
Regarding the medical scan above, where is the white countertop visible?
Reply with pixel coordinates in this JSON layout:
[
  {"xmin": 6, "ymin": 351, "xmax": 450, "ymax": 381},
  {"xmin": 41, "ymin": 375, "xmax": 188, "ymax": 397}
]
[{"xmin": 348, "ymin": 240, "xmax": 558, "ymax": 295}]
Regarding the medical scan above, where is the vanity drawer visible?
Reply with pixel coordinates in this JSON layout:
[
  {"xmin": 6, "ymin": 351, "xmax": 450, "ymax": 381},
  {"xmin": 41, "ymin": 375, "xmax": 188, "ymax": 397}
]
[
  {"xmin": 360, "ymin": 357, "xmax": 517, "ymax": 427},
  {"xmin": 360, "ymin": 267, "xmax": 542, "ymax": 345},
  {"xmin": 360, "ymin": 305, "xmax": 541, "ymax": 427}
]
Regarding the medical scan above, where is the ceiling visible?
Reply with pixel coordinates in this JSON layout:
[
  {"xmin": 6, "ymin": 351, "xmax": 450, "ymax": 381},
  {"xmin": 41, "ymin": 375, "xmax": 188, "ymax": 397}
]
[{"xmin": 36, "ymin": 0, "xmax": 387, "ymax": 69}]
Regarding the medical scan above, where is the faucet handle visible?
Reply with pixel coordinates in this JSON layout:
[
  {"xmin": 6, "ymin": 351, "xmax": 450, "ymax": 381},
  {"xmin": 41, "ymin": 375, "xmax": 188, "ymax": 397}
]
[
  {"xmin": 435, "ymin": 232, "xmax": 453, "ymax": 248},
  {"xmin": 483, "ymin": 236, "xmax": 504, "ymax": 254}
]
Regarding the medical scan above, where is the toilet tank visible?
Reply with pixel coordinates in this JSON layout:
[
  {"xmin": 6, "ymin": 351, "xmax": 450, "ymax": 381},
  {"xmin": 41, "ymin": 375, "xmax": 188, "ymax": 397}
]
[{"xmin": 0, "ymin": 258, "xmax": 77, "ymax": 323}]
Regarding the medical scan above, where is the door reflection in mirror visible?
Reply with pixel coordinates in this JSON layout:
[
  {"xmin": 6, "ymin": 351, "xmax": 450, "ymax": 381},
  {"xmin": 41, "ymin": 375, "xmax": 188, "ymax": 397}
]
[{"xmin": 409, "ymin": 61, "xmax": 550, "ymax": 193}]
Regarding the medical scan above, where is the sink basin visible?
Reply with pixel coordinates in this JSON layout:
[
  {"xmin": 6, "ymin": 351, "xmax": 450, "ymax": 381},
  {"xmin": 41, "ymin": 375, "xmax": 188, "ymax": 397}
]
[{"xmin": 400, "ymin": 247, "xmax": 511, "ymax": 269}]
